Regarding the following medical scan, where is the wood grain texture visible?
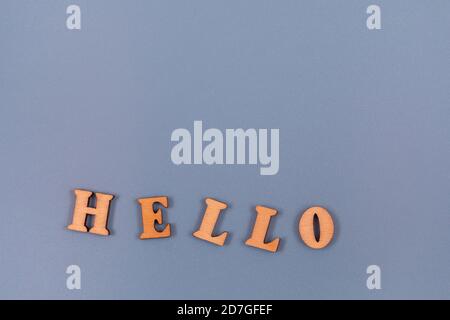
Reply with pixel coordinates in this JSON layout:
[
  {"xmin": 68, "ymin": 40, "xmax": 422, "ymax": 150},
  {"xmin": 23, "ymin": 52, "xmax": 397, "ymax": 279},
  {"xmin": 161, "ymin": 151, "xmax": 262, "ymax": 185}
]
[
  {"xmin": 138, "ymin": 196, "xmax": 171, "ymax": 239},
  {"xmin": 193, "ymin": 198, "xmax": 229, "ymax": 246},
  {"xmin": 245, "ymin": 205, "xmax": 280, "ymax": 253},
  {"xmin": 67, "ymin": 189, "xmax": 114, "ymax": 236},
  {"xmin": 299, "ymin": 206, "xmax": 334, "ymax": 249}
]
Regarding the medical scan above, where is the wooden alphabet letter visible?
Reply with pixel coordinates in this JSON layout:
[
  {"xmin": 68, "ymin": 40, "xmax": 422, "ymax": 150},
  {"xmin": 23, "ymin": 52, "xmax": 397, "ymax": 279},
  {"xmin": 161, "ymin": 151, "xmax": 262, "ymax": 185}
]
[
  {"xmin": 245, "ymin": 205, "xmax": 280, "ymax": 253},
  {"xmin": 193, "ymin": 198, "xmax": 229, "ymax": 246},
  {"xmin": 138, "ymin": 196, "xmax": 171, "ymax": 239},
  {"xmin": 299, "ymin": 206, "xmax": 334, "ymax": 249},
  {"xmin": 67, "ymin": 189, "xmax": 114, "ymax": 236}
]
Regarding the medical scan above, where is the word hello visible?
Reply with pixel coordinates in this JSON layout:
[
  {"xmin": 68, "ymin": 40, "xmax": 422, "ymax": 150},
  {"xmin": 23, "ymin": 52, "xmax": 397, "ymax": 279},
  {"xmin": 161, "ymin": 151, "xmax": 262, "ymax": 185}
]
[
  {"xmin": 171, "ymin": 121, "xmax": 280, "ymax": 175},
  {"xmin": 67, "ymin": 189, "xmax": 335, "ymax": 252}
]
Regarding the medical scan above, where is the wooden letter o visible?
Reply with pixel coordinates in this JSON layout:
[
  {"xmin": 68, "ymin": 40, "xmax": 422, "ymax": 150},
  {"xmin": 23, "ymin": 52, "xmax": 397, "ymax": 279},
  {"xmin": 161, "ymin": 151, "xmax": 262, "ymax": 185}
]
[{"xmin": 299, "ymin": 206, "xmax": 334, "ymax": 249}]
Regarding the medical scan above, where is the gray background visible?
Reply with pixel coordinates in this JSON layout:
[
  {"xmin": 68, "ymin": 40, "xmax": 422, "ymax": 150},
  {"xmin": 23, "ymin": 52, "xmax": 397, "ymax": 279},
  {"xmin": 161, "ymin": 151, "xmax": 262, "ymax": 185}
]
[{"xmin": 0, "ymin": 0, "xmax": 449, "ymax": 299}]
